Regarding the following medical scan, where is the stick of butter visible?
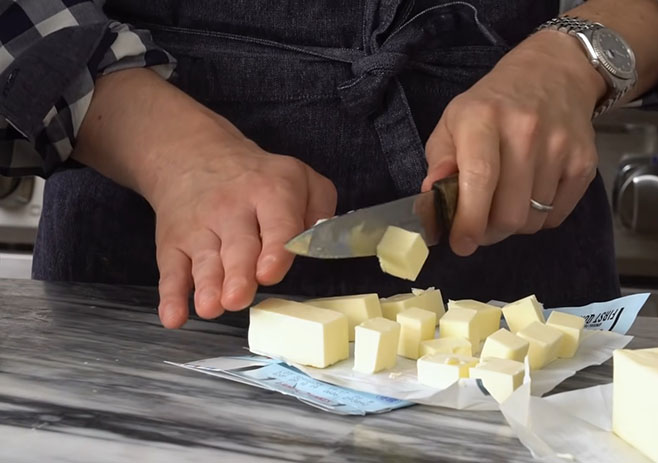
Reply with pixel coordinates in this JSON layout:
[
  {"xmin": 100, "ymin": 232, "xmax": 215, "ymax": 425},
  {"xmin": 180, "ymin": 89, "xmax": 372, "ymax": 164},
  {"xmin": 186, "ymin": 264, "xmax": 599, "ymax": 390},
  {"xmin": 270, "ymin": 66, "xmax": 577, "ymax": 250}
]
[
  {"xmin": 375, "ymin": 226, "xmax": 429, "ymax": 281},
  {"xmin": 480, "ymin": 328, "xmax": 529, "ymax": 363},
  {"xmin": 448, "ymin": 299, "xmax": 502, "ymax": 339},
  {"xmin": 613, "ymin": 347, "xmax": 658, "ymax": 463},
  {"xmin": 502, "ymin": 295, "xmax": 545, "ymax": 333},
  {"xmin": 417, "ymin": 353, "xmax": 479, "ymax": 390},
  {"xmin": 470, "ymin": 358, "xmax": 525, "ymax": 403},
  {"xmin": 438, "ymin": 309, "xmax": 482, "ymax": 353},
  {"xmin": 420, "ymin": 337, "xmax": 472, "ymax": 357},
  {"xmin": 307, "ymin": 293, "xmax": 383, "ymax": 341},
  {"xmin": 545, "ymin": 311, "xmax": 585, "ymax": 358},
  {"xmin": 396, "ymin": 308, "xmax": 436, "ymax": 359},
  {"xmin": 248, "ymin": 298, "xmax": 349, "ymax": 368},
  {"xmin": 516, "ymin": 321, "xmax": 563, "ymax": 370},
  {"xmin": 380, "ymin": 288, "xmax": 445, "ymax": 325},
  {"xmin": 353, "ymin": 317, "xmax": 401, "ymax": 374}
]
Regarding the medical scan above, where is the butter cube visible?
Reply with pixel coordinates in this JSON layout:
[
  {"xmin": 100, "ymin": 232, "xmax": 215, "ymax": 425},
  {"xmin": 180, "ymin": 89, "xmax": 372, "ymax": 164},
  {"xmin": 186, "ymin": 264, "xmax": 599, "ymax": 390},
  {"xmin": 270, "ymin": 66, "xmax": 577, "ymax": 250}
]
[
  {"xmin": 480, "ymin": 328, "xmax": 529, "ymax": 363},
  {"xmin": 502, "ymin": 295, "xmax": 546, "ymax": 333},
  {"xmin": 470, "ymin": 358, "xmax": 525, "ymax": 403},
  {"xmin": 613, "ymin": 348, "xmax": 658, "ymax": 462},
  {"xmin": 353, "ymin": 317, "xmax": 400, "ymax": 374},
  {"xmin": 248, "ymin": 298, "xmax": 349, "ymax": 368},
  {"xmin": 307, "ymin": 293, "xmax": 383, "ymax": 341},
  {"xmin": 396, "ymin": 308, "xmax": 436, "ymax": 359},
  {"xmin": 420, "ymin": 337, "xmax": 472, "ymax": 357},
  {"xmin": 417, "ymin": 353, "xmax": 479, "ymax": 390},
  {"xmin": 546, "ymin": 311, "xmax": 585, "ymax": 358},
  {"xmin": 376, "ymin": 226, "xmax": 429, "ymax": 281},
  {"xmin": 439, "ymin": 309, "xmax": 482, "ymax": 352},
  {"xmin": 448, "ymin": 299, "xmax": 502, "ymax": 338},
  {"xmin": 516, "ymin": 322, "xmax": 563, "ymax": 370},
  {"xmin": 380, "ymin": 287, "xmax": 445, "ymax": 325}
]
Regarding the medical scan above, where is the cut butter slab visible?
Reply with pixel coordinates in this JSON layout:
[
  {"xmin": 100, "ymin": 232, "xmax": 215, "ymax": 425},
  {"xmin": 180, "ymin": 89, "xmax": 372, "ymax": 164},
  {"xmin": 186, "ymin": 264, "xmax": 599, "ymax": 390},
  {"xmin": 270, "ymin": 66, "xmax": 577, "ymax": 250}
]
[
  {"xmin": 480, "ymin": 328, "xmax": 529, "ymax": 363},
  {"xmin": 613, "ymin": 347, "xmax": 658, "ymax": 462},
  {"xmin": 546, "ymin": 311, "xmax": 585, "ymax": 358},
  {"xmin": 420, "ymin": 337, "xmax": 472, "ymax": 357},
  {"xmin": 470, "ymin": 358, "xmax": 524, "ymax": 403},
  {"xmin": 448, "ymin": 299, "xmax": 502, "ymax": 339},
  {"xmin": 417, "ymin": 353, "xmax": 479, "ymax": 390},
  {"xmin": 396, "ymin": 308, "xmax": 436, "ymax": 359},
  {"xmin": 516, "ymin": 321, "xmax": 563, "ymax": 370},
  {"xmin": 376, "ymin": 226, "xmax": 429, "ymax": 281},
  {"xmin": 307, "ymin": 293, "xmax": 382, "ymax": 341},
  {"xmin": 248, "ymin": 298, "xmax": 348, "ymax": 368},
  {"xmin": 380, "ymin": 287, "xmax": 445, "ymax": 325},
  {"xmin": 502, "ymin": 295, "xmax": 545, "ymax": 333},
  {"xmin": 439, "ymin": 309, "xmax": 482, "ymax": 353},
  {"xmin": 354, "ymin": 317, "xmax": 400, "ymax": 374}
]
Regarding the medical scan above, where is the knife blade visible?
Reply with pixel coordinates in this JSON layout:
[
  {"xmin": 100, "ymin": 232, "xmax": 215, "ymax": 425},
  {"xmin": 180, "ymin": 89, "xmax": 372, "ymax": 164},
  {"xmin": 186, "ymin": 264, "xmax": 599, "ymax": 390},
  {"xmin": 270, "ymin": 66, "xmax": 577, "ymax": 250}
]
[{"xmin": 285, "ymin": 175, "xmax": 458, "ymax": 258}]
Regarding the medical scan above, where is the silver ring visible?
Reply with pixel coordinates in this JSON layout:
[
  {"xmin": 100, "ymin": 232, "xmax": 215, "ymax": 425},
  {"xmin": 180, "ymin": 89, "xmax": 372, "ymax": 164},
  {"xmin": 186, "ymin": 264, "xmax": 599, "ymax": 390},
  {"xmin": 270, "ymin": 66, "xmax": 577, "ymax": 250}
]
[{"xmin": 530, "ymin": 198, "xmax": 554, "ymax": 212}]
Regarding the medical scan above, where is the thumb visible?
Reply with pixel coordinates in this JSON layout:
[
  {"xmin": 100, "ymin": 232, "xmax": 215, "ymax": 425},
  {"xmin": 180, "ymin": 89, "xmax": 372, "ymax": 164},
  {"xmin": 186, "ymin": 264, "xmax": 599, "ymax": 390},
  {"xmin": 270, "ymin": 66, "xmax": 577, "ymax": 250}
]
[{"xmin": 423, "ymin": 116, "xmax": 458, "ymax": 192}]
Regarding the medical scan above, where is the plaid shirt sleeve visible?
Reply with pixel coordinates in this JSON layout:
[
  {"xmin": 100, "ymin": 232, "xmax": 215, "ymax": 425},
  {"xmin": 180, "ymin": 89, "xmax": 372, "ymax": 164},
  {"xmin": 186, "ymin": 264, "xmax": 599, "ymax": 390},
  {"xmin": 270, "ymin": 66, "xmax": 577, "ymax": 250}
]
[{"xmin": 0, "ymin": 0, "xmax": 176, "ymax": 177}]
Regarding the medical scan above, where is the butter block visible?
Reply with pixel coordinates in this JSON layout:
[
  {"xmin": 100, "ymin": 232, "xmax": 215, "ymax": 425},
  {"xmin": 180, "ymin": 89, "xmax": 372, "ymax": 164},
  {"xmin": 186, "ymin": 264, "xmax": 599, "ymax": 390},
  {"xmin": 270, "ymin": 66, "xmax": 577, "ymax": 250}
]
[
  {"xmin": 307, "ymin": 293, "xmax": 383, "ymax": 341},
  {"xmin": 380, "ymin": 287, "xmax": 445, "ymax": 325},
  {"xmin": 502, "ymin": 295, "xmax": 545, "ymax": 333},
  {"xmin": 546, "ymin": 311, "xmax": 585, "ymax": 358},
  {"xmin": 516, "ymin": 321, "xmax": 563, "ymax": 370},
  {"xmin": 438, "ymin": 309, "xmax": 482, "ymax": 353},
  {"xmin": 353, "ymin": 317, "xmax": 401, "ymax": 374},
  {"xmin": 396, "ymin": 308, "xmax": 436, "ymax": 359},
  {"xmin": 420, "ymin": 337, "xmax": 472, "ymax": 357},
  {"xmin": 480, "ymin": 328, "xmax": 529, "ymax": 362},
  {"xmin": 613, "ymin": 348, "xmax": 658, "ymax": 462},
  {"xmin": 248, "ymin": 298, "xmax": 349, "ymax": 368},
  {"xmin": 417, "ymin": 353, "xmax": 479, "ymax": 390},
  {"xmin": 375, "ymin": 226, "xmax": 429, "ymax": 281},
  {"xmin": 470, "ymin": 358, "xmax": 525, "ymax": 403},
  {"xmin": 448, "ymin": 299, "xmax": 502, "ymax": 338}
]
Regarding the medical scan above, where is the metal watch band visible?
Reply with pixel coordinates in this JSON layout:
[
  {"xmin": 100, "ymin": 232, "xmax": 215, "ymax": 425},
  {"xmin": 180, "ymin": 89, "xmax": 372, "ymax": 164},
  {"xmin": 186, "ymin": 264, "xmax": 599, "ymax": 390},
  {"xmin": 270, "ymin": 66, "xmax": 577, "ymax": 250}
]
[{"xmin": 536, "ymin": 16, "xmax": 599, "ymax": 35}]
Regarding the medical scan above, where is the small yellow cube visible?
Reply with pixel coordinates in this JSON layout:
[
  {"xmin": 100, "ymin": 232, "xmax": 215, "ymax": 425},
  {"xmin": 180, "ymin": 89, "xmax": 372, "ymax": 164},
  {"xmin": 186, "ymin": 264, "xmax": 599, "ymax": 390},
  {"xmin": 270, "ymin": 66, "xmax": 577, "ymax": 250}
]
[
  {"xmin": 353, "ymin": 317, "xmax": 400, "ymax": 374},
  {"xmin": 420, "ymin": 337, "xmax": 472, "ymax": 357},
  {"xmin": 376, "ymin": 226, "xmax": 429, "ymax": 281},
  {"xmin": 307, "ymin": 293, "xmax": 383, "ymax": 341},
  {"xmin": 502, "ymin": 295, "xmax": 545, "ymax": 333},
  {"xmin": 546, "ymin": 311, "xmax": 585, "ymax": 358},
  {"xmin": 516, "ymin": 322, "xmax": 563, "ymax": 370},
  {"xmin": 480, "ymin": 328, "xmax": 529, "ymax": 363},
  {"xmin": 417, "ymin": 353, "xmax": 479, "ymax": 390},
  {"xmin": 380, "ymin": 287, "xmax": 445, "ymax": 325},
  {"xmin": 396, "ymin": 308, "xmax": 436, "ymax": 359},
  {"xmin": 448, "ymin": 299, "xmax": 502, "ymax": 338},
  {"xmin": 470, "ymin": 358, "xmax": 525, "ymax": 403},
  {"xmin": 439, "ymin": 309, "xmax": 481, "ymax": 352}
]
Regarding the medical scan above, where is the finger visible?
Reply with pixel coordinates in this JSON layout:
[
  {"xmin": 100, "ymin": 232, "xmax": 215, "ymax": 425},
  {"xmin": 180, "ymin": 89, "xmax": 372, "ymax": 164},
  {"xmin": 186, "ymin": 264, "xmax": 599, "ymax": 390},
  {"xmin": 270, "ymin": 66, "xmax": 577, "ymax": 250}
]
[
  {"xmin": 256, "ymin": 193, "xmax": 305, "ymax": 286},
  {"xmin": 423, "ymin": 116, "xmax": 458, "ymax": 192},
  {"xmin": 157, "ymin": 247, "xmax": 193, "ymax": 329},
  {"xmin": 304, "ymin": 168, "xmax": 337, "ymax": 228},
  {"xmin": 449, "ymin": 119, "xmax": 501, "ymax": 256},
  {"xmin": 218, "ymin": 209, "xmax": 261, "ymax": 311},
  {"xmin": 190, "ymin": 230, "xmax": 225, "ymax": 319}
]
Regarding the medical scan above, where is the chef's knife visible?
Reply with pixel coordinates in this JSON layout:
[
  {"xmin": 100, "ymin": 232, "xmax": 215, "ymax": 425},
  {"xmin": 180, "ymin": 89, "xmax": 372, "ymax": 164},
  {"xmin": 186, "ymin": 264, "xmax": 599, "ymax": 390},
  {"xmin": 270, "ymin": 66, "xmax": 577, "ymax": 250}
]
[{"xmin": 285, "ymin": 175, "xmax": 458, "ymax": 258}]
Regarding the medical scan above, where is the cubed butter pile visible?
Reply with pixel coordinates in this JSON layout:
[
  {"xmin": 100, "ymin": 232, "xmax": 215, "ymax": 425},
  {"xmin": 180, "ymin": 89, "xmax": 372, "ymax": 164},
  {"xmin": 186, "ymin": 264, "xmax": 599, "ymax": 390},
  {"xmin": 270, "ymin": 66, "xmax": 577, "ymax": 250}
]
[
  {"xmin": 380, "ymin": 287, "xmax": 445, "ymax": 325},
  {"xmin": 307, "ymin": 293, "xmax": 382, "ymax": 341}
]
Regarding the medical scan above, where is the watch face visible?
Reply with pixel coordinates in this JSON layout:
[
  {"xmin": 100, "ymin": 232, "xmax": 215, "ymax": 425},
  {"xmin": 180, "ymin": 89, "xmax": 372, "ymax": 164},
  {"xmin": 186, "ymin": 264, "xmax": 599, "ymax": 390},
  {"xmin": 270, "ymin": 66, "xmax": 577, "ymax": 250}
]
[{"xmin": 592, "ymin": 29, "xmax": 635, "ymax": 79}]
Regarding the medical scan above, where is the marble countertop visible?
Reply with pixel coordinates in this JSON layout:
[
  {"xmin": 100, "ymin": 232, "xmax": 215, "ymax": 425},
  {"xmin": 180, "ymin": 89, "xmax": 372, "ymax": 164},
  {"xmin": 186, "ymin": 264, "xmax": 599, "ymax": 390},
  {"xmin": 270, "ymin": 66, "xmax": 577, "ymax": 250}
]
[{"xmin": 1, "ymin": 279, "xmax": 656, "ymax": 463}]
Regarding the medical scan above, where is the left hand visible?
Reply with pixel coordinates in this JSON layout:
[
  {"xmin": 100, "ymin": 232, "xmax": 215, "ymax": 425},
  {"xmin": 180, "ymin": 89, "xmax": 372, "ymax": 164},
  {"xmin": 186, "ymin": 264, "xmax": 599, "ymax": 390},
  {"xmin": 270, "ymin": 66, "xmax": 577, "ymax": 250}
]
[{"xmin": 423, "ymin": 30, "xmax": 607, "ymax": 256}]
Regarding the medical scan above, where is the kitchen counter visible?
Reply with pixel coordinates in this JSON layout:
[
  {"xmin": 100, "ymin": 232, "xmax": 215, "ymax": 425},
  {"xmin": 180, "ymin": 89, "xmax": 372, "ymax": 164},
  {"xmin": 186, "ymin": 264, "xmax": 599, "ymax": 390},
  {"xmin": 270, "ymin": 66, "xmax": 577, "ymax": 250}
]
[{"xmin": 1, "ymin": 279, "xmax": 656, "ymax": 463}]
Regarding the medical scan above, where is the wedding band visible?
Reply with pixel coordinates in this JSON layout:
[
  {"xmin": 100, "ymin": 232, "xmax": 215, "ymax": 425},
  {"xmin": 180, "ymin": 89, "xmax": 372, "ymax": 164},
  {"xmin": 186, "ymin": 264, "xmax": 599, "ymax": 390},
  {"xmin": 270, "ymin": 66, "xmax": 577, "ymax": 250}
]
[{"xmin": 530, "ymin": 198, "xmax": 554, "ymax": 212}]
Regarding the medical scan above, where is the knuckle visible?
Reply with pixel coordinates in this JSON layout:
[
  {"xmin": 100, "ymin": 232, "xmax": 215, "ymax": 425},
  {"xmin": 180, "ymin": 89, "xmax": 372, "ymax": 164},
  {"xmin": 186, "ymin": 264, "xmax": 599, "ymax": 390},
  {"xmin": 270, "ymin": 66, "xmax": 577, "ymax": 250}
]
[
  {"xmin": 461, "ymin": 158, "xmax": 497, "ymax": 187},
  {"xmin": 490, "ymin": 210, "xmax": 528, "ymax": 234},
  {"xmin": 192, "ymin": 249, "xmax": 222, "ymax": 268},
  {"xmin": 514, "ymin": 110, "xmax": 541, "ymax": 138},
  {"xmin": 567, "ymin": 150, "xmax": 598, "ymax": 181}
]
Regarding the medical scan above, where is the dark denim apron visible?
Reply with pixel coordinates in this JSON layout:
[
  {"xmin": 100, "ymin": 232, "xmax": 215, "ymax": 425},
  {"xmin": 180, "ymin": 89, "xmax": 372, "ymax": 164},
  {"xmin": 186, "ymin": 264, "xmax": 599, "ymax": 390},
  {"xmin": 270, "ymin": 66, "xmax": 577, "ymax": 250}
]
[{"xmin": 33, "ymin": 0, "xmax": 621, "ymax": 309}]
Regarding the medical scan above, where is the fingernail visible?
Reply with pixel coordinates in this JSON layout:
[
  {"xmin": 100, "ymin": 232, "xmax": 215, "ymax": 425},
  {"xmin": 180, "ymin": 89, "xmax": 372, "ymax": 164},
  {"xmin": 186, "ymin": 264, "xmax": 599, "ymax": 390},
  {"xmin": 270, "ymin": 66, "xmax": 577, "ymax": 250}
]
[{"xmin": 198, "ymin": 288, "xmax": 218, "ymax": 305}]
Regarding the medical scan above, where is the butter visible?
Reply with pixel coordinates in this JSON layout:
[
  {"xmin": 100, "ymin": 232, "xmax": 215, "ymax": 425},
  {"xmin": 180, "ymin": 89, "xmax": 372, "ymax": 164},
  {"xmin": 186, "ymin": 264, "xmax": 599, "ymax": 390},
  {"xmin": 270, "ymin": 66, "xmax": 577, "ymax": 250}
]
[
  {"xmin": 396, "ymin": 308, "xmax": 437, "ymax": 359},
  {"xmin": 613, "ymin": 348, "xmax": 658, "ymax": 462},
  {"xmin": 248, "ymin": 298, "xmax": 349, "ymax": 368},
  {"xmin": 353, "ymin": 317, "xmax": 400, "ymax": 374},
  {"xmin": 438, "ymin": 309, "xmax": 481, "ymax": 352},
  {"xmin": 376, "ymin": 226, "xmax": 429, "ymax": 281},
  {"xmin": 380, "ymin": 287, "xmax": 445, "ymax": 325},
  {"xmin": 480, "ymin": 328, "xmax": 529, "ymax": 363},
  {"xmin": 307, "ymin": 293, "xmax": 383, "ymax": 341},
  {"xmin": 448, "ymin": 299, "xmax": 502, "ymax": 339},
  {"xmin": 516, "ymin": 321, "xmax": 563, "ymax": 370},
  {"xmin": 545, "ymin": 311, "xmax": 585, "ymax": 358},
  {"xmin": 502, "ymin": 295, "xmax": 545, "ymax": 333},
  {"xmin": 470, "ymin": 358, "xmax": 525, "ymax": 403},
  {"xmin": 417, "ymin": 353, "xmax": 479, "ymax": 390},
  {"xmin": 420, "ymin": 337, "xmax": 472, "ymax": 357}
]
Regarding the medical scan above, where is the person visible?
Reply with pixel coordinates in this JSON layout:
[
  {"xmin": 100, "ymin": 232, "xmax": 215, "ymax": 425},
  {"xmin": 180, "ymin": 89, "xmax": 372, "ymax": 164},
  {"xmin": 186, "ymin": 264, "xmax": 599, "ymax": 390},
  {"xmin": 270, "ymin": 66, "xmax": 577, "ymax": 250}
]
[{"xmin": 1, "ymin": 0, "xmax": 657, "ymax": 329}]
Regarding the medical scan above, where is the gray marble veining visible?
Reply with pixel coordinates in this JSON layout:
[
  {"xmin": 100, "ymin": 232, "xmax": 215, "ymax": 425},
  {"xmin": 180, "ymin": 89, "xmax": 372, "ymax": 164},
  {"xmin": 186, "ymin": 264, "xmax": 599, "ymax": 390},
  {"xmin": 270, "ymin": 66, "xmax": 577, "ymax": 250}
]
[{"xmin": 1, "ymin": 279, "xmax": 656, "ymax": 462}]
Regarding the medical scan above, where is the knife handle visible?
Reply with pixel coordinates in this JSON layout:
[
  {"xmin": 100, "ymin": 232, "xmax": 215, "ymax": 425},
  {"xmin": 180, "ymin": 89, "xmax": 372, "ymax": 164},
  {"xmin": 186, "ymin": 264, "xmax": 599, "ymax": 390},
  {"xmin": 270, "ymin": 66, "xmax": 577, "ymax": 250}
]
[{"xmin": 432, "ymin": 175, "xmax": 459, "ymax": 232}]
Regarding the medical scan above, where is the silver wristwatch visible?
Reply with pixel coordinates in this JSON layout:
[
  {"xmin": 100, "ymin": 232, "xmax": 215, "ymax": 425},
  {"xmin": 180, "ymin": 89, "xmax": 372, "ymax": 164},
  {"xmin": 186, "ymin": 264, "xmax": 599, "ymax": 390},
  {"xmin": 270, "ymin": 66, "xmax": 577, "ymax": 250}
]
[{"xmin": 537, "ymin": 16, "xmax": 637, "ymax": 118}]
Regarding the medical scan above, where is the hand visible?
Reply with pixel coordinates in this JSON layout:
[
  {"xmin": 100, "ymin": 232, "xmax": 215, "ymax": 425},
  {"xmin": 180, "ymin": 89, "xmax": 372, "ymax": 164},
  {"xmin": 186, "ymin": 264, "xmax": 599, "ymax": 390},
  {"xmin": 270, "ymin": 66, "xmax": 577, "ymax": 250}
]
[{"xmin": 422, "ymin": 30, "xmax": 607, "ymax": 256}]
